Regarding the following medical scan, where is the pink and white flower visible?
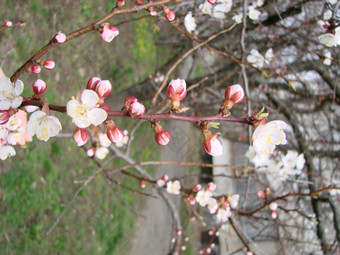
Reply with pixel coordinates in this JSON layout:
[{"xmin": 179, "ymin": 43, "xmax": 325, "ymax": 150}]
[
  {"xmin": 163, "ymin": 6, "xmax": 175, "ymax": 21},
  {"xmin": 0, "ymin": 77, "xmax": 24, "ymax": 110},
  {"xmin": 252, "ymin": 120, "xmax": 287, "ymax": 155},
  {"xmin": 3, "ymin": 20, "xmax": 13, "ymax": 27},
  {"xmin": 67, "ymin": 89, "xmax": 108, "ymax": 128},
  {"xmin": 26, "ymin": 111, "xmax": 62, "ymax": 141},
  {"xmin": 99, "ymin": 23, "xmax": 119, "ymax": 42},
  {"xmin": 229, "ymin": 194, "xmax": 239, "ymax": 209},
  {"xmin": 166, "ymin": 180, "xmax": 181, "ymax": 195},
  {"xmin": 31, "ymin": 65, "xmax": 41, "ymax": 74},
  {"xmin": 87, "ymin": 77, "xmax": 101, "ymax": 90}
]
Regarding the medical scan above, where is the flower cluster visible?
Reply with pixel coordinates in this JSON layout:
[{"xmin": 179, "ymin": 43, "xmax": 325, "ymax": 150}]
[{"xmin": 247, "ymin": 48, "xmax": 274, "ymax": 69}]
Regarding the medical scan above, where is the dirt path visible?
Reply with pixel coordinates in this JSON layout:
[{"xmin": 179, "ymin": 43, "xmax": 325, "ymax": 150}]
[{"xmin": 128, "ymin": 121, "xmax": 190, "ymax": 255}]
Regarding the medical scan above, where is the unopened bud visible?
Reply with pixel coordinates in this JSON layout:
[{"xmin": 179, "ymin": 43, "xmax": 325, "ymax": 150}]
[
  {"xmin": 257, "ymin": 190, "xmax": 265, "ymax": 198},
  {"xmin": 202, "ymin": 130, "xmax": 223, "ymax": 157},
  {"xmin": 30, "ymin": 64, "xmax": 41, "ymax": 74},
  {"xmin": 73, "ymin": 128, "xmax": 88, "ymax": 146},
  {"xmin": 140, "ymin": 181, "xmax": 146, "ymax": 189},
  {"xmin": 155, "ymin": 129, "xmax": 171, "ymax": 145},
  {"xmin": 0, "ymin": 109, "xmax": 13, "ymax": 125},
  {"xmin": 135, "ymin": 0, "xmax": 143, "ymax": 4},
  {"xmin": 106, "ymin": 120, "xmax": 124, "ymax": 143},
  {"xmin": 3, "ymin": 20, "xmax": 13, "ymax": 27},
  {"xmin": 54, "ymin": 32, "xmax": 66, "ymax": 44},
  {"xmin": 269, "ymin": 202, "xmax": 278, "ymax": 211},
  {"xmin": 99, "ymin": 23, "xmax": 119, "ymax": 42},
  {"xmin": 116, "ymin": 0, "xmax": 125, "ymax": 8},
  {"xmin": 147, "ymin": 8, "xmax": 158, "ymax": 16},
  {"xmin": 161, "ymin": 175, "xmax": 169, "ymax": 182},
  {"xmin": 221, "ymin": 84, "xmax": 245, "ymax": 111},
  {"xmin": 87, "ymin": 77, "xmax": 101, "ymax": 90},
  {"xmin": 32, "ymin": 79, "xmax": 47, "ymax": 95},
  {"xmin": 207, "ymin": 0, "xmax": 217, "ymax": 3},
  {"xmin": 163, "ymin": 6, "xmax": 175, "ymax": 21},
  {"xmin": 166, "ymin": 79, "xmax": 187, "ymax": 109},
  {"xmin": 193, "ymin": 184, "xmax": 202, "ymax": 192},
  {"xmin": 207, "ymin": 182, "xmax": 216, "ymax": 192},
  {"xmin": 265, "ymin": 187, "xmax": 271, "ymax": 195},
  {"xmin": 271, "ymin": 210, "xmax": 278, "ymax": 219},
  {"xmin": 43, "ymin": 59, "xmax": 55, "ymax": 70},
  {"xmin": 95, "ymin": 80, "xmax": 112, "ymax": 99},
  {"xmin": 156, "ymin": 179, "xmax": 166, "ymax": 187},
  {"xmin": 128, "ymin": 101, "xmax": 145, "ymax": 117}
]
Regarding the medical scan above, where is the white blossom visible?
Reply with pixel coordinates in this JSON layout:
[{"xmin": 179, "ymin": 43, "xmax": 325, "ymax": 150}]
[
  {"xmin": 166, "ymin": 180, "xmax": 181, "ymax": 195},
  {"xmin": 232, "ymin": 13, "xmax": 243, "ymax": 24},
  {"xmin": 0, "ymin": 77, "xmax": 24, "ymax": 110},
  {"xmin": 95, "ymin": 147, "xmax": 109, "ymax": 160},
  {"xmin": 252, "ymin": 120, "xmax": 287, "ymax": 155},
  {"xmin": 207, "ymin": 198, "xmax": 219, "ymax": 214},
  {"xmin": 216, "ymin": 207, "xmax": 231, "ymax": 222},
  {"xmin": 99, "ymin": 133, "xmax": 111, "ymax": 147},
  {"xmin": 0, "ymin": 143, "xmax": 16, "ymax": 160},
  {"xmin": 184, "ymin": 12, "xmax": 196, "ymax": 33},
  {"xmin": 27, "ymin": 111, "xmax": 62, "ymax": 141},
  {"xmin": 67, "ymin": 89, "xmax": 107, "ymax": 128},
  {"xmin": 248, "ymin": 6, "xmax": 261, "ymax": 20},
  {"xmin": 247, "ymin": 49, "xmax": 265, "ymax": 68},
  {"xmin": 323, "ymin": 51, "xmax": 332, "ymax": 66},
  {"xmin": 230, "ymin": 194, "xmax": 239, "ymax": 209},
  {"xmin": 196, "ymin": 190, "xmax": 213, "ymax": 207},
  {"xmin": 323, "ymin": 10, "xmax": 332, "ymax": 20}
]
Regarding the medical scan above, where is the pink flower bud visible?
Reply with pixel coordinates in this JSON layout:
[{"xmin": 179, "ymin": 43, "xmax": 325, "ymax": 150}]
[
  {"xmin": 99, "ymin": 23, "xmax": 119, "ymax": 43},
  {"xmin": 73, "ymin": 128, "xmax": 88, "ymax": 146},
  {"xmin": 147, "ymin": 8, "xmax": 158, "ymax": 16},
  {"xmin": 193, "ymin": 184, "xmax": 202, "ymax": 192},
  {"xmin": 107, "ymin": 126, "xmax": 124, "ymax": 143},
  {"xmin": 161, "ymin": 175, "xmax": 169, "ymax": 182},
  {"xmin": 95, "ymin": 80, "xmax": 112, "ymax": 98},
  {"xmin": 87, "ymin": 77, "xmax": 101, "ymax": 90},
  {"xmin": 155, "ymin": 129, "xmax": 171, "ymax": 145},
  {"xmin": 269, "ymin": 202, "xmax": 278, "ymax": 211},
  {"xmin": 116, "ymin": 0, "xmax": 125, "ymax": 8},
  {"xmin": 166, "ymin": 78, "xmax": 187, "ymax": 105},
  {"xmin": 128, "ymin": 101, "xmax": 145, "ymax": 117},
  {"xmin": 87, "ymin": 147, "xmax": 95, "ymax": 157},
  {"xmin": 0, "ymin": 109, "xmax": 13, "ymax": 125},
  {"xmin": 54, "ymin": 32, "xmax": 66, "ymax": 44},
  {"xmin": 32, "ymin": 79, "xmax": 47, "ymax": 95},
  {"xmin": 207, "ymin": 182, "xmax": 216, "ymax": 192},
  {"xmin": 140, "ymin": 180, "xmax": 146, "ymax": 189},
  {"xmin": 271, "ymin": 210, "xmax": 278, "ymax": 219},
  {"xmin": 43, "ymin": 59, "xmax": 55, "ymax": 70},
  {"xmin": 163, "ymin": 6, "xmax": 175, "ymax": 21},
  {"xmin": 265, "ymin": 187, "xmax": 271, "ymax": 195},
  {"xmin": 257, "ymin": 190, "xmax": 265, "ymax": 198},
  {"xmin": 223, "ymin": 84, "xmax": 244, "ymax": 110},
  {"xmin": 135, "ymin": 0, "xmax": 144, "ymax": 4},
  {"xmin": 203, "ymin": 131, "xmax": 223, "ymax": 157},
  {"xmin": 31, "ymin": 65, "xmax": 41, "ymax": 74},
  {"xmin": 3, "ymin": 20, "xmax": 13, "ymax": 27},
  {"xmin": 156, "ymin": 179, "xmax": 166, "ymax": 187},
  {"xmin": 186, "ymin": 195, "xmax": 196, "ymax": 205},
  {"xmin": 176, "ymin": 229, "xmax": 182, "ymax": 236},
  {"xmin": 207, "ymin": 0, "xmax": 217, "ymax": 4},
  {"xmin": 124, "ymin": 96, "xmax": 137, "ymax": 106}
]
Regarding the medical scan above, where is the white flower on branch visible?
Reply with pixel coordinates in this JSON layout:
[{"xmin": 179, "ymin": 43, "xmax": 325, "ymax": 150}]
[
  {"xmin": 67, "ymin": 89, "xmax": 107, "ymax": 128},
  {"xmin": 216, "ymin": 207, "xmax": 231, "ymax": 222},
  {"xmin": 184, "ymin": 12, "xmax": 196, "ymax": 33},
  {"xmin": 0, "ymin": 143, "xmax": 16, "ymax": 160},
  {"xmin": 26, "ymin": 111, "xmax": 62, "ymax": 141},
  {"xmin": 247, "ymin": 49, "xmax": 265, "ymax": 68},
  {"xmin": 166, "ymin": 180, "xmax": 181, "ymax": 195},
  {"xmin": 0, "ymin": 77, "xmax": 24, "ymax": 110},
  {"xmin": 252, "ymin": 120, "xmax": 287, "ymax": 155}
]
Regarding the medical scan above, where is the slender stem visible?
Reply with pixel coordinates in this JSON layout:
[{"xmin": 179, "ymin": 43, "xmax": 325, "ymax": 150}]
[{"xmin": 10, "ymin": 0, "xmax": 173, "ymax": 82}]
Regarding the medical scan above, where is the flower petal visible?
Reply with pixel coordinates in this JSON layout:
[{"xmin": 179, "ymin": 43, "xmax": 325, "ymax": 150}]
[
  {"xmin": 14, "ymin": 80, "xmax": 24, "ymax": 96},
  {"xmin": 87, "ymin": 108, "xmax": 107, "ymax": 126},
  {"xmin": 81, "ymin": 89, "xmax": 99, "ymax": 107},
  {"xmin": 11, "ymin": 96, "xmax": 23, "ymax": 109}
]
